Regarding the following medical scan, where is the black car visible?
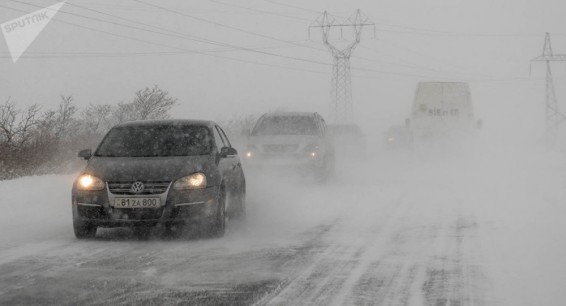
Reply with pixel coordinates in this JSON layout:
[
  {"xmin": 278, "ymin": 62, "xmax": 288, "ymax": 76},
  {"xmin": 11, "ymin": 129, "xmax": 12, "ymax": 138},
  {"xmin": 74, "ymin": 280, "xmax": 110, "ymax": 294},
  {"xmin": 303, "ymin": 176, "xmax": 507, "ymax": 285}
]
[
  {"xmin": 72, "ymin": 120, "xmax": 246, "ymax": 239},
  {"xmin": 244, "ymin": 112, "xmax": 334, "ymax": 179}
]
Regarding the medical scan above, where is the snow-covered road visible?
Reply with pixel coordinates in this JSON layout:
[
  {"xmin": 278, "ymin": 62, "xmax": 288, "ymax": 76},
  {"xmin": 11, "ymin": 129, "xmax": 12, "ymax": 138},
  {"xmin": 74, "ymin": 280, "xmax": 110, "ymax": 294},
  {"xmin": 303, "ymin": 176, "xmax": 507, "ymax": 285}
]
[{"xmin": 1, "ymin": 139, "xmax": 565, "ymax": 305}]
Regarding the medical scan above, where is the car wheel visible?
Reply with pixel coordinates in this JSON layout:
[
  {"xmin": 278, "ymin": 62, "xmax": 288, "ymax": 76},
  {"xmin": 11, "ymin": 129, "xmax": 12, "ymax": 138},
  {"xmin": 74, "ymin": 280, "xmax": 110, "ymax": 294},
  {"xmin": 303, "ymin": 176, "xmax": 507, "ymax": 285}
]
[
  {"xmin": 237, "ymin": 192, "xmax": 247, "ymax": 220},
  {"xmin": 314, "ymin": 162, "xmax": 329, "ymax": 183},
  {"xmin": 73, "ymin": 219, "xmax": 97, "ymax": 239},
  {"xmin": 205, "ymin": 188, "xmax": 226, "ymax": 238},
  {"xmin": 231, "ymin": 188, "xmax": 247, "ymax": 220}
]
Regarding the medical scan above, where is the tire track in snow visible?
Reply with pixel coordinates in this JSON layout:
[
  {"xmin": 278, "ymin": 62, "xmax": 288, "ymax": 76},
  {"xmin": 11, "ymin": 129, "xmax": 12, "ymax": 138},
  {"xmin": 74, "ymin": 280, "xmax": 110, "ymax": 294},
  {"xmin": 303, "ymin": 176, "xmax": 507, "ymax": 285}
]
[
  {"xmin": 261, "ymin": 195, "xmax": 416, "ymax": 305},
  {"xmin": 422, "ymin": 215, "xmax": 495, "ymax": 306}
]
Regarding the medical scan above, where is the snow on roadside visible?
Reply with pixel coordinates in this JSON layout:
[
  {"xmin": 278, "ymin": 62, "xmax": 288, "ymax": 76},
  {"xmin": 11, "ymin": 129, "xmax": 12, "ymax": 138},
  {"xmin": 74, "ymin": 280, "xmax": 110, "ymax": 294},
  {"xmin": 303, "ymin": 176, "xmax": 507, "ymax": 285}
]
[
  {"xmin": 468, "ymin": 144, "xmax": 566, "ymax": 306},
  {"xmin": 0, "ymin": 174, "xmax": 76, "ymax": 249}
]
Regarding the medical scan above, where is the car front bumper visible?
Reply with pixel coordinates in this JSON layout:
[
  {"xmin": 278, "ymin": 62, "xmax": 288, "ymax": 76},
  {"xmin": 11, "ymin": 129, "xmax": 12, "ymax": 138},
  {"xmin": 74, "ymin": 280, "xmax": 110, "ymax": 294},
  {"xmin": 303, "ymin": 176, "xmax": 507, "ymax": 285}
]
[{"xmin": 72, "ymin": 185, "xmax": 221, "ymax": 227}]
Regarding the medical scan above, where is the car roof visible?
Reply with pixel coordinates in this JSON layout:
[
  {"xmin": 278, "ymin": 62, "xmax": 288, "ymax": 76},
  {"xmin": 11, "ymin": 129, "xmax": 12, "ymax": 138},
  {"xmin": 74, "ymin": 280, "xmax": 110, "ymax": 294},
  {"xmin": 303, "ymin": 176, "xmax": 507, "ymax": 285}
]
[{"xmin": 114, "ymin": 119, "xmax": 215, "ymax": 128}]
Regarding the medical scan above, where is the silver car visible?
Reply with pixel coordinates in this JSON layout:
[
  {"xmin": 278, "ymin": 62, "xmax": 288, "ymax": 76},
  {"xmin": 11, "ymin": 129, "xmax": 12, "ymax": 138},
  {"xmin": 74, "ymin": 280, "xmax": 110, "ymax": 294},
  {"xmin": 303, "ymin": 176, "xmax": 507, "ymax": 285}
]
[{"xmin": 244, "ymin": 112, "xmax": 334, "ymax": 179}]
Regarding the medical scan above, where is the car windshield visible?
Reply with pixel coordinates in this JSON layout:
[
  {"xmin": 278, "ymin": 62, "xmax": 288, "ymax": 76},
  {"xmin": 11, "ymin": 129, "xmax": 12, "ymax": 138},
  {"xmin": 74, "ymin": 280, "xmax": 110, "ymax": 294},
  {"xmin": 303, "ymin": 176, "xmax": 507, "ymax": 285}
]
[
  {"xmin": 252, "ymin": 116, "xmax": 318, "ymax": 136},
  {"xmin": 95, "ymin": 125, "xmax": 211, "ymax": 157}
]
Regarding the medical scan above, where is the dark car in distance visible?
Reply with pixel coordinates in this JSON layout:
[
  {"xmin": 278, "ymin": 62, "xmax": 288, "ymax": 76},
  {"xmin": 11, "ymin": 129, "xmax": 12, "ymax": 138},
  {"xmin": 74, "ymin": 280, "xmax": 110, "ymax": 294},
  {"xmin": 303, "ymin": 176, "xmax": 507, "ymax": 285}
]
[
  {"xmin": 72, "ymin": 120, "xmax": 246, "ymax": 239},
  {"xmin": 385, "ymin": 124, "xmax": 413, "ymax": 149}
]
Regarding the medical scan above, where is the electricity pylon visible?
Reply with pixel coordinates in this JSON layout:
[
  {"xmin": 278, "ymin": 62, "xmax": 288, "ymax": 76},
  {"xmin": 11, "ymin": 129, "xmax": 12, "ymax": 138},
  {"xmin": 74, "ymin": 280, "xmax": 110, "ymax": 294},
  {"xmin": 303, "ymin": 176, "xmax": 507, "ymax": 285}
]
[
  {"xmin": 310, "ymin": 10, "xmax": 374, "ymax": 124},
  {"xmin": 532, "ymin": 32, "xmax": 566, "ymax": 142}
]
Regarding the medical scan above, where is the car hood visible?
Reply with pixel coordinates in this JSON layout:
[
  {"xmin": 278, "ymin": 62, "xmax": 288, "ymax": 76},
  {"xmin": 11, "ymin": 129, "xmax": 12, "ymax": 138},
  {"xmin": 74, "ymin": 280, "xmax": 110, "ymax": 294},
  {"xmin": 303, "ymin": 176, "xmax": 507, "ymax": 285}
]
[{"xmin": 83, "ymin": 155, "xmax": 216, "ymax": 182}]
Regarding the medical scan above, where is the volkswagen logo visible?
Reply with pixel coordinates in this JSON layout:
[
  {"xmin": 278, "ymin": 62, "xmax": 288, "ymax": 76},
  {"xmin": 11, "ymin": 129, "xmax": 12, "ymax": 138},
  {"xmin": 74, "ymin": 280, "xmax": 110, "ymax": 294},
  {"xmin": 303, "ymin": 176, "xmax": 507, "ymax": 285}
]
[{"xmin": 130, "ymin": 181, "xmax": 145, "ymax": 194}]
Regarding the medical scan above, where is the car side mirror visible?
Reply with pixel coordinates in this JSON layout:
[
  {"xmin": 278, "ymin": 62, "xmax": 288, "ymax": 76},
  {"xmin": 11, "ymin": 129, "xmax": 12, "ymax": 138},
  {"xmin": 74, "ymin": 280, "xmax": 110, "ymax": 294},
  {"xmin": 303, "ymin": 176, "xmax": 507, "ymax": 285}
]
[
  {"xmin": 78, "ymin": 149, "xmax": 92, "ymax": 160},
  {"xmin": 219, "ymin": 147, "xmax": 238, "ymax": 158}
]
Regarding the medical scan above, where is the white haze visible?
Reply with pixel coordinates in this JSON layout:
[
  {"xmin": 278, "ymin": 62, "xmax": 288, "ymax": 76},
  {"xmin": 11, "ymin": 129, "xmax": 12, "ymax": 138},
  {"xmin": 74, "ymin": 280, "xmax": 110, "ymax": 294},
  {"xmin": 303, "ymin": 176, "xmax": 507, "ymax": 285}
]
[
  {"xmin": 1, "ymin": 135, "xmax": 566, "ymax": 304},
  {"xmin": 1, "ymin": 0, "xmax": 566, "ymax": 304}
]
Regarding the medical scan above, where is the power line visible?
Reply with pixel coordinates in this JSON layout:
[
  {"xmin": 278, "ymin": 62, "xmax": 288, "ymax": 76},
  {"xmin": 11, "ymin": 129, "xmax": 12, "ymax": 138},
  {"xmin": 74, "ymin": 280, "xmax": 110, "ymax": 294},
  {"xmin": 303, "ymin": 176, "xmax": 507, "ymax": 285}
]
[
  {"xmin": 358, "ymin": 44, "xmax": 496, "ymax": 80},
  {"xmin": 263, "ymin": 0, "xmax": 322, "ymax": 15},
  {"xmin": 0, "ymin": 3, "xmax": 332, "ymax": 75},
  {"xmin": 12, "ymin": 0, "xmax": 330, "ymax": 65},
  {"xmin": 209, "ymin": 0, "xmax": 313, "ymax": 22},
  {"xmin": 2, "ymin": 1, "xmax": 551, "ymax": 83},
  {"xmin": 13, "ymin": 0, "xmax": 509, "ymax": 82},
  {"xmin": 7, "ymin": 1, "xmax": 333, "ymax": 67},
  {"xmin": 133, "ymin": 0, "xmax": 334, "ymax": 57},
  {"xmin": 0, "ymin": 3, "xmax": 432, "ymax": 79},
  {"xmin": 132, "ymin": 0, "xmax": 420, "ymax": 77},
  {"xmin": 0, "ymin": 42, "xmax": 301, "ymax": 59},
  {"xmin": 206, "ymin": 0, "xmax": 446, "ymax": 72},
  {"xmin": 263, "ymin": 0, "xmax": 561, "ymax": 38}
]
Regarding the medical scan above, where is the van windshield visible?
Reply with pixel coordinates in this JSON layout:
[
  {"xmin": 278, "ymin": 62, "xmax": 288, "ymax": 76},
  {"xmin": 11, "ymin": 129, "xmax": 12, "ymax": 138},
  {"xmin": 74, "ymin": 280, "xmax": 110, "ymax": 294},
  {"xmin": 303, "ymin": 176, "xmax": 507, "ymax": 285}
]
[
  {"xmin": 95, "ymin": 125, "xmax": 212, "ymax": 157},
  {"xmin": 252, "ymin": 116, "xmax": 318, "ymax": 136}
]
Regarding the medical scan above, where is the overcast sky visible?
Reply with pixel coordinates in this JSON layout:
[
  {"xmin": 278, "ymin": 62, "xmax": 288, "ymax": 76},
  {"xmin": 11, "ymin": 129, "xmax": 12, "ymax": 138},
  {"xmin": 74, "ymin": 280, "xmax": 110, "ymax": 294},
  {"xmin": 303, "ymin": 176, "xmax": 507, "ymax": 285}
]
[{"xmin": 2, "ymin": 0, "xmax": 566, "ymax": 138}]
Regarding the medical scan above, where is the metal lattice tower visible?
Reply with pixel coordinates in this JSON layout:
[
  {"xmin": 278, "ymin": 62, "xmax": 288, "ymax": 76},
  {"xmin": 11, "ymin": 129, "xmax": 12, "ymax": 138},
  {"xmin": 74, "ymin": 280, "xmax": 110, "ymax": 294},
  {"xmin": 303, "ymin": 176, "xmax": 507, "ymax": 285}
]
[
  {"xmin": 532, "ymin": 33, "xmax": 566, "ymax": 141},
  {"xmin": 310, "ymin": 10, "xmax": 374, "ymax": 124}
]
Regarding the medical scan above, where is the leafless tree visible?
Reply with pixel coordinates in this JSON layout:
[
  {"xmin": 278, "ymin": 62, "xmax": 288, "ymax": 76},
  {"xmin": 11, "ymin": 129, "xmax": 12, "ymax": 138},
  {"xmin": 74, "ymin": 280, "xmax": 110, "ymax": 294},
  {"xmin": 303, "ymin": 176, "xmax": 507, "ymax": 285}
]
[
  {"xmin": 131, "ymin": 85, "xmax": 177, "ymax": 120},
  {"xmin": 40, "ymin": 96, "xmax": 79, "ymax": 143},
  {"xmin": 80, "ymin": 103, "xmax": 112, "ymax": 135},
  {"xmin": 108, "ymin": 85, "xmax": 177, "ymax": 126},
  {"xmin": 0, "ymin": 98, "xmax": 40, "ymax": 147},
  {"xmin": 0, "ymin": 87, "xmax": 179, "ymax": 179}
]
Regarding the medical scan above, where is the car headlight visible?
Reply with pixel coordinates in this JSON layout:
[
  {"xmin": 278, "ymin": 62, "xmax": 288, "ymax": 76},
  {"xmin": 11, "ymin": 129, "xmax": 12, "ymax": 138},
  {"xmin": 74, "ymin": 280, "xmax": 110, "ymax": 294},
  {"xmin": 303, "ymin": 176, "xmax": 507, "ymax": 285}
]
[
  {"xmin": 304, "ymin": 143, "xmax": 321, "ymax": 157},
  {"xmin": 245, "ymin": 146, "xmax": 257, "ymax": 159},
  {"xmin": 173, "ymin": 173, "xmax": 207, "ymax": 190},
  {"xmin": 77, "ymin": 174, "xmax": 105, "ymax": 191}
]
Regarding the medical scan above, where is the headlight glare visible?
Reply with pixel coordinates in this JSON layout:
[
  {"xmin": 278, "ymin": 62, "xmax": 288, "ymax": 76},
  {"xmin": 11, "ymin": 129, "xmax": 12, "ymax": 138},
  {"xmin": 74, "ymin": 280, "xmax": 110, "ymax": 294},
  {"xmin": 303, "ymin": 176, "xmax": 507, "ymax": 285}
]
[
  {"xmin": 245, "ymin": 146, "xmax": 257, "ymax": 158},
  {"xmin": 77, "ymin": 174, "xmax": 105, "ymax": 191},
  {"xmin": 174, "ymin": 173, "xmax": 207, "ymax": 190},
  {"xmin": 304, "ymin": 143, "xmax": 320, "ymax": 157}
]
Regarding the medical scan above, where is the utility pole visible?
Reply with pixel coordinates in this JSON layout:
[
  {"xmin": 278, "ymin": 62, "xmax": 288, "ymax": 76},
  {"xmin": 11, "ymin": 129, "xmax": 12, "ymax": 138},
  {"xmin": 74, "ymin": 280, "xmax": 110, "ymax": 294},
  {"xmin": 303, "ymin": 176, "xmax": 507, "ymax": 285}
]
[
  {"xmin": 310, "ymin": 10, "xmax": 374, "ymax": 124},
  {"xmin": 532, "ymin": 32, "xmax": 566, "ymax": 143}
]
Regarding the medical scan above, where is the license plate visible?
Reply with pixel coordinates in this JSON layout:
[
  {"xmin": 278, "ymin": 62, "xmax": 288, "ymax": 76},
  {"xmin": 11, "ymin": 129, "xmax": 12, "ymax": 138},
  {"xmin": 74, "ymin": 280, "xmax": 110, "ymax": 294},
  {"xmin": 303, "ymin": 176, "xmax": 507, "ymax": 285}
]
[{"xmin": 113, "ymin": 198, "xmax": 160, "ymax": 208}]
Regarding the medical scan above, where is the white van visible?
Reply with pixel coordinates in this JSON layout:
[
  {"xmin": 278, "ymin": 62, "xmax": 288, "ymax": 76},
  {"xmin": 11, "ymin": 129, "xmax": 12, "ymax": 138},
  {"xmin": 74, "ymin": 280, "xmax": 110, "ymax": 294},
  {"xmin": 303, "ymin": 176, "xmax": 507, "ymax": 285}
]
[{"xmin": 408, "ymin": 82, "xmax": 478, "ymax": 140}]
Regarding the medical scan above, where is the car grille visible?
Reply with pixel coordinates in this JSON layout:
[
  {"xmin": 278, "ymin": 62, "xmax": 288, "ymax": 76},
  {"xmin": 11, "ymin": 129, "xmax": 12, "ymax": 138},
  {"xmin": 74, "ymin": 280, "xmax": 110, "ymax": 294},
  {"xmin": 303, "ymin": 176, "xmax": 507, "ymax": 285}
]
[
  {"xmin": 262, "ymin": 144, "xmax": 299, "ymax": 153},
  {"xmin": 108, "ymin": 181, "xmax": 170, "ymax": 195}
]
